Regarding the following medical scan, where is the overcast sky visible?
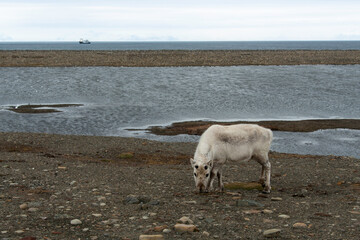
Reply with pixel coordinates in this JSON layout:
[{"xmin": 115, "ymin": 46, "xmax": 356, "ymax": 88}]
[{"xmin": 1, "ymin": 0, "xmax": 359, "ymax": 41}]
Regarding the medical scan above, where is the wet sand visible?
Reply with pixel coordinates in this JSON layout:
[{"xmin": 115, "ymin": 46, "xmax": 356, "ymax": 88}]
[{"xmin": 1, "ymin": 50, "xmax": 360, "ymax": 67}]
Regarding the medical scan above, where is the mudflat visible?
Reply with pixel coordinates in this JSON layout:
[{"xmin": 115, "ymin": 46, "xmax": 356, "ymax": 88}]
[{"xmin": 1, "ymin": 50, "xmax": 360, "ymax": 67}]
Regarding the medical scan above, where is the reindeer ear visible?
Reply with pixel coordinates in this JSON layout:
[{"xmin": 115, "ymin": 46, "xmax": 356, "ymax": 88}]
[
  {"xmin": 207, "ymin": 159, "xmax": 214, "ymax": 168},
  {"xmin": 190, "ymin": 158, "xmax": 196, "ymax": 167}
]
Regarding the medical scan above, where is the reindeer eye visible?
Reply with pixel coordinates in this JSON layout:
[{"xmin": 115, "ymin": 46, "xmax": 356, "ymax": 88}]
[
  {"xmin": 194, "ymin": 173, "xmax": 197, "ymax": 177},
  {"xmin": 195, "ymin": 165, "xmax": 198, "ymax": 169},
  {"xmin": 206, "ymin": 174, "xmax": 209, "ymax": 177},
  {"xmin": 204, "ymin": 165, "xmax": 208, "ymax": 170}
]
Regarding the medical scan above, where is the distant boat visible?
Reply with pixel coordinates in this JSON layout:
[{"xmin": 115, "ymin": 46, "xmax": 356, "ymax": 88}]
[{"xmin": 79, "ymin": 39, "xmax": 91, "ymax": 44}]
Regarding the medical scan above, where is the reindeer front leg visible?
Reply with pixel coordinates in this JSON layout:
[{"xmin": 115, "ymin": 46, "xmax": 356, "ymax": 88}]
[{"xmin": 217, "ymin": 170, "xmax": 224, "ymax": 192}]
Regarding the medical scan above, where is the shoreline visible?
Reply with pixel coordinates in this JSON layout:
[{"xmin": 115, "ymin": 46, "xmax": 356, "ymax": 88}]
[
  {"xmin": 1, "ymin": 50, "xmax": 360, "ymax": 67},
  {"xmin": 145, "ymin": 119, "xmax": 360, "ymax": 135}
]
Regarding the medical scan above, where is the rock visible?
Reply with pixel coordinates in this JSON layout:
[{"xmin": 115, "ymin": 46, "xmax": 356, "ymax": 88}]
[
  {"xmin": 203, "ymin": 231, "xmax": 210, "ymax": 236},
  {"xmin": 174, "ymin": 224, "xmax": 198, "ymax": 232},
  {"xmin": 124, "ymin": 195, "xmax": 151, "ymax": 205},
  {"xmin": 19, "ymin": 203, "xmax": 28, "ymax": 210},
  {"xmin": 70, "ymin": 181, "xmax": 77, "ymax": 185},
  {"xmin": 149, "ymin": 200, "xmax": 160, "ymax": 205},
  {"xmin": 70, "ymin": 219, "xmax": 82, "ymax": 225},
  {"xmin": 278, "ymin": 214, "xmax": 290, "ymax": 219},
  {"xmin": 262, "ymin": 209, "xmax": 273, "ymax": 214},
  {"xmin": 236, "ymin": 200, "xmax": 264, "ymax": 207},
  {"xmin": 263, "ymin": 228, "xmax": 281, "ymax": 238},
  {"xmin": 271, "ymin": 197, "xmax": 282, "ymax": 201},
  {"xmin": 139, "ymin": 235, "xmax": 164, "ymax": 240},
  {"xmin": 153, "ymin": 225, "xmax": 168, "ymax": 232},
  {"xmin": 162, "ymin": 229, "xmax": 171, "ymax": 233},
  {"xmin": 15, "ymin": 230, "xmax": 24, "ymax": 234},
  {"xmin": 28, "ymin": 208, "xmax": 38, "ymax": 212},
  {"xmin": 97, "ymin": 196, "xmax": 106, "ymax": 201},
  {"xmin": 178, "ymin": 216, "xmax": 194, "ymax": 224},
  {"xmin": 124, "ymin": 195, "xmax": 140, "ymax": 204},
  {"xmin": 243, "ymin": 209, "xmax": 261, "ymax": 214},
  {"xmin": 92, "ymin": 214, "xmax": 102, "ymax": 217},
  {"xmin": 293, "ymin": 222, "xmax": 307, "ymax": 228}
]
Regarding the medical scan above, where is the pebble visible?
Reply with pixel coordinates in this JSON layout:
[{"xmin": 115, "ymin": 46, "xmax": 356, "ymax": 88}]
[
  {"xmin": 243, "ymin": 209, "xmax": 261, "ymax": 214},
  {"xmin": 139, "ymin": 235, "xmax": 164, "ymax": 240},
  {"xmin": 236, "ymin": 199, "xmax": 264, "ymax": 207},
  {"xmin": 92, "ymin": 214, "xmax": 102, "ymax": 217},
  {"xmin": 19, "ymin": 203, "xmax": 28, "ymax": 210},
  {"xmin": 70, "ymin": 219, "xmax": 82, "ymax": 225},
  {"xmin": 174, "ymin": 223, "xmax": 198, "ymax": 232},
  {"xmin": 28, "ymin": 208, "xmax": 38, "ymax": 212},
  {"xmin": 178, "ymin": 216, "xmax": 194, "ymax": 224},
  {"xmin": 271, "ymin": 197, "xmax": 283, "ymax": 201},
  {"xmin": 202, "ymin": 231, "xmax": 210, "ymax": 236},
  {"xmin": 15, "ymin": 230, "xmax": 24, "ymax": 234},
  {"xmin": 278, "ymin": 214, "xmax": 290, "ymax": 219},
  {"xmin": 162, "ymin": 229, "xmax": 171, "ymax": 233},
  {"xmin": 293, "ymin": 222, "xmax": 307, "ymax": 228},
  {"xmin": 262, "ymin": 209, "xmax": 273, "ymax": 214},
  {"xmin": 263, "ymin": 228, "xmax": 281, "ymax": 238}
]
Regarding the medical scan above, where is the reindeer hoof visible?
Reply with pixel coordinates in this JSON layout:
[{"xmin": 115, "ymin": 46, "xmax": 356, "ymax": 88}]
[{"xmin": 262, "ymin": 187, "xmax": 271, "ymax": 194}]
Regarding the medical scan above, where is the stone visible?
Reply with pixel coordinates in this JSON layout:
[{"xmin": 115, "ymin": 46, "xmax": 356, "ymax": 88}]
[
  {"xmin": 153, "ymin": 225, "xmax": 167, "ymax": 232},
  {"xmin": 271, "ymin": 197, "xmax": 282, "ymax": 201},
  {"xmin": 15, "ymin": 230, "xmax": 24, "ymax": 234},
  {"xmin": 70, "ymin": 219, "xmax": 82, "ymax": 225},
  {"xmin": 92, "ymin": 214, "xmax": 102, "ymax": 217},
  {"xmin": 203, "ymin": 231, "xmax": 210, "ymax": 236},
  {"xmin": 263, "ymin": 228, "xmax": 281, "ymax": 238},
  {"xmin": 28, "ymin": 208, "xmax": 38, "ymax": 212},
  {"xmin": 243, "ymin": 209, "xmax": 261, "ymax": 214},
  {"xmin": 293, "ymin": 222, "xmax": 307, "ymax": 228},
  {"xmin": 20, "ymin": 203, "xmax": 28, "ymax": 210},
  {"xmin": 262, "ymin": 209, "xmax": 273, "ymax": 214},
  {"xmin": 236, "ymin": 200, "xmax": 264, "ymax": 207},
  {"xmin": 139, "ymin": 235, "xmax": 164, "ymax": 240},
  {"xmin": 162, "ymin": 229, "xmax": 171, "ymax": 233},
  {"xmin": 178, "ymin": 216, "xmax": 194, "ymax": 224},
  {"xmin": 174, "ymin": 224, "xmax": 198, "ymax": 232},
  {"xmin": 278, "ymin": 214, "xmax": 290, "ymax": 219}
]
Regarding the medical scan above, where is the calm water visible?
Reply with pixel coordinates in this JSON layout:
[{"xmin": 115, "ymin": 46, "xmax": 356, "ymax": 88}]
[
  {"xmin": 1, "ymin": 41, "xmax": 360, "ymax": 50},
  {"xmin": 1, "ymin": 65, "xmax": 359, "ymax": 157}
]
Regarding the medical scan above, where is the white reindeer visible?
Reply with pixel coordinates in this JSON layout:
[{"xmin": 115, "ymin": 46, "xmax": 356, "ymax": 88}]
[{"xmin": 190, "ymin": 124, "xmax": 273, "ymax": 193}]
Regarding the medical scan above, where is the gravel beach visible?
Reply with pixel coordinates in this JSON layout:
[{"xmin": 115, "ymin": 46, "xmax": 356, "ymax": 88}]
[
  {"xmin": 0, "ymin": 132, "xmax": 359, "ymax": 239},
  {"xmin": 1, "ymin": 50, "xmax": 360, "ymax": 67}
]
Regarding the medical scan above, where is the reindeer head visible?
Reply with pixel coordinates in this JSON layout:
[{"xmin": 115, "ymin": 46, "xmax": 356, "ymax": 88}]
[{"xmin": 190, "ymin": 155, "xmax": 213, "ymax": 193}]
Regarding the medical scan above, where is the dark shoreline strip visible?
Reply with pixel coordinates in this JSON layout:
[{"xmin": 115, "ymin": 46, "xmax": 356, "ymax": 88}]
[
  {"xmin": 1, "ymin": 50, "xmax": 360, "ymax": 67},
  {"xmin": 145, "ymin": 119, "xmax": 360, "ymax": 136}
]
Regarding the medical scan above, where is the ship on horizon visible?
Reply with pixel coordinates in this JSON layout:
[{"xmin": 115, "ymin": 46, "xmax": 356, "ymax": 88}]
[{"xmin": 79, "ymin": 38, "xmax": 91, "ymax": 44}]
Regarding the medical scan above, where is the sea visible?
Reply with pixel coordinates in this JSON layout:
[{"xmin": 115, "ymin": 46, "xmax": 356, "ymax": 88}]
[
  {"xmin": 1, "ymin": 40, "xmax": 360, "ymax": 50},
  {"xmin": 0, "ymin": 41, "xmax": 359, "ymax": 158}
]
